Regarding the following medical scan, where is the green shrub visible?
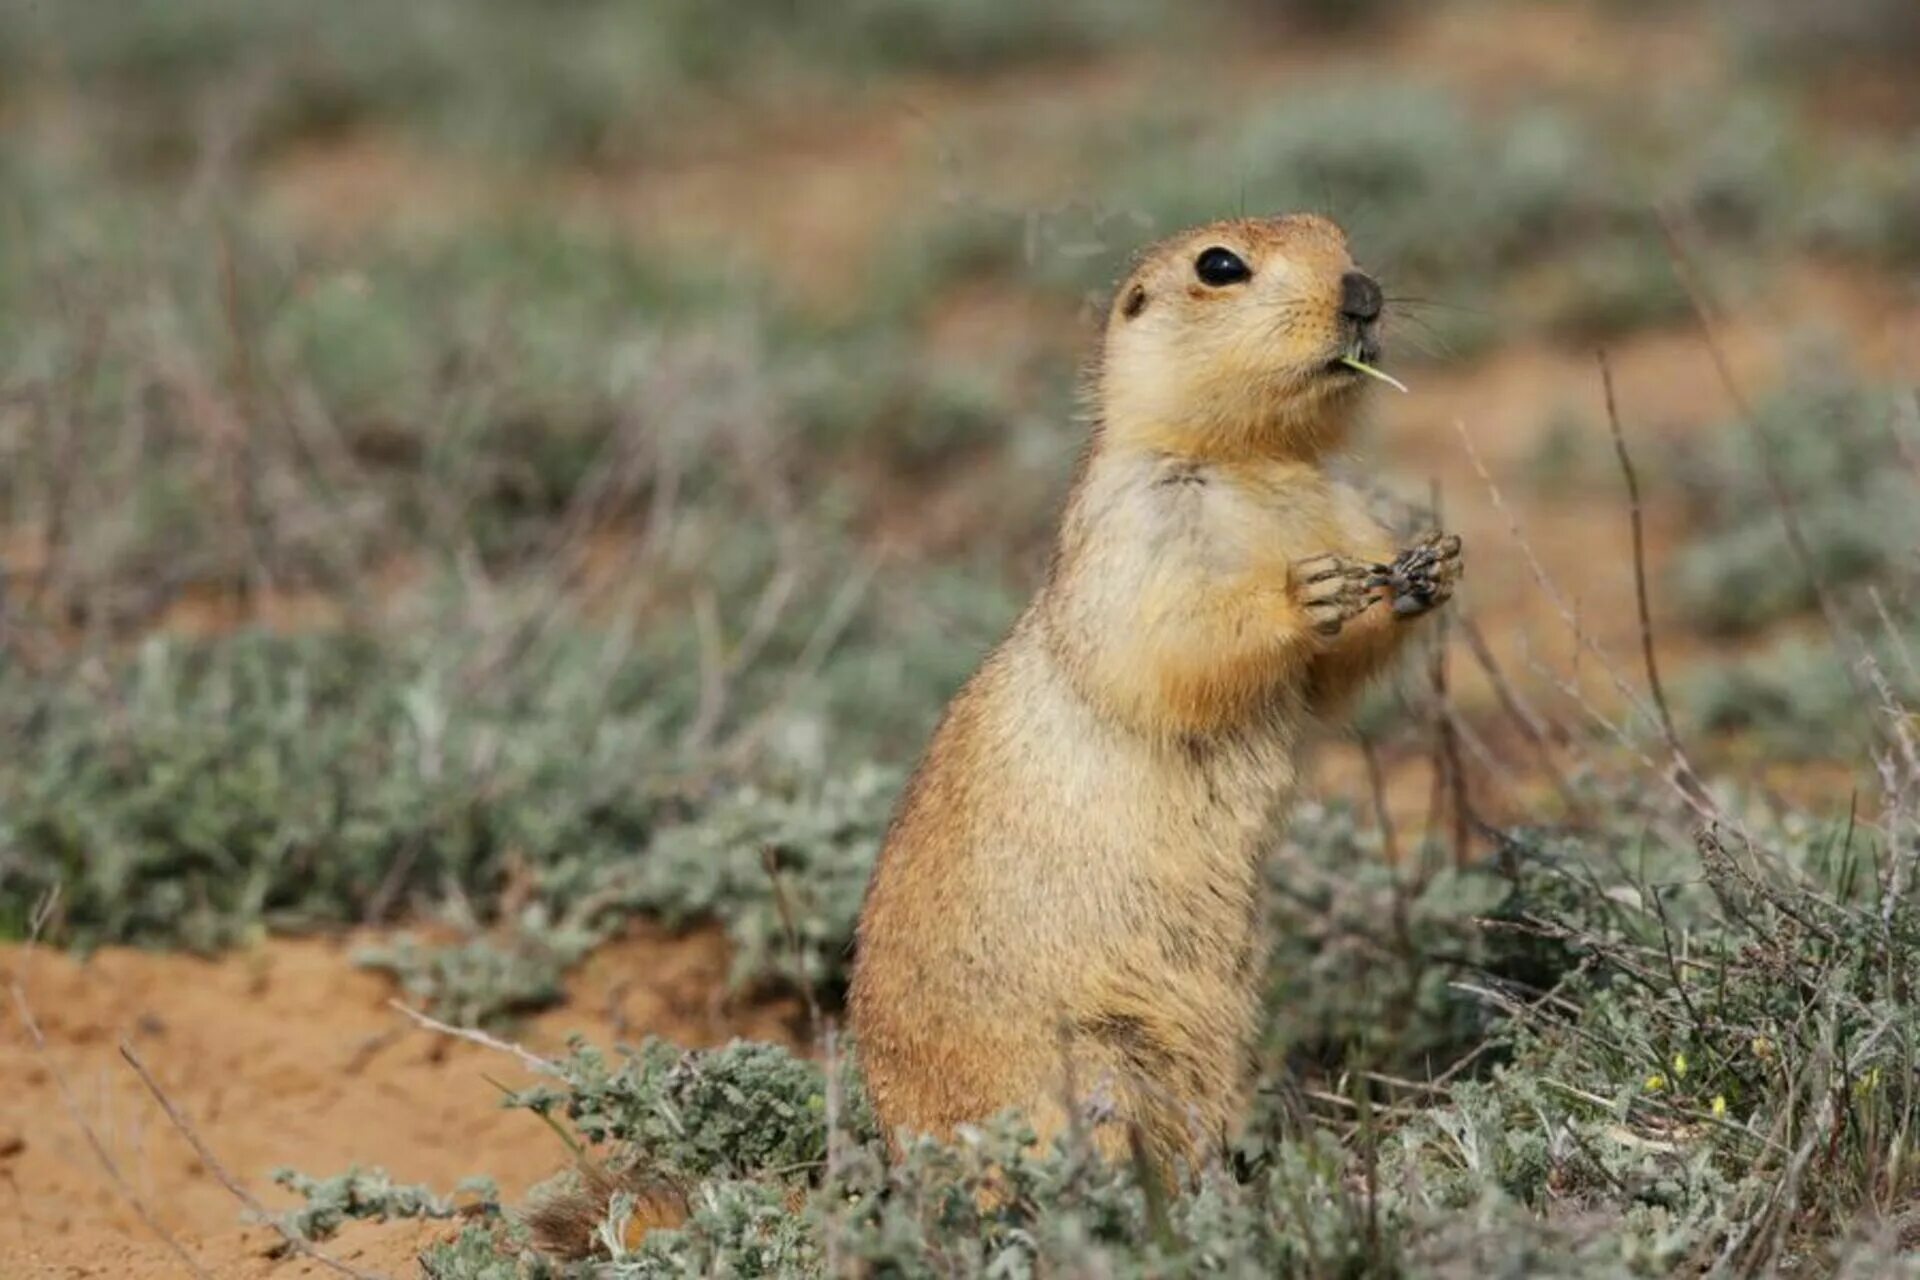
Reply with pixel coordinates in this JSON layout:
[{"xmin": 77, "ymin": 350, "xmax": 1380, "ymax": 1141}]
[
  {"xmin": 915, "ymin": 80, "xmax": 1848, "ymax": 353},
  {"xmin": 1729, "ymin": 0, "xmax": 1920, "ymax": 76},
  {"xmin": 1683, "ymin": 628, "xmax": 1920, "ymax": 757},
  {"xmin": 1665, "ymin": 357, "xmax": 1920, "ymax": 636},
  {"xmin": 400, "ymin": 799, "xmax": 1920, "ymax": 1277},
  {"xmin": 0, "ymin": 592, "xmax": 961, "ymax": 964},
  {"xmin": 270, "ymin": 1167, "xmax": 500, "ymax": 1242},
  {"xmin": 515, "ymin": 1039, "xmax": 836, "ymax": 1185},
  {"xmin": 0, "ymin": 0, "xmax": 1188, "ymax": 165}
]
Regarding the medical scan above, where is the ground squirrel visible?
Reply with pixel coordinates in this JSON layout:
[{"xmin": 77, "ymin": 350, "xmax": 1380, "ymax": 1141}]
[{"xmin": 849, "ymin": 213, "xmax": 1462, "ymax": 1169}]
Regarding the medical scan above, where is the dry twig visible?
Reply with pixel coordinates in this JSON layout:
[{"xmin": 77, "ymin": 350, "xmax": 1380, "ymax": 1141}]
[
  {"xmin": 386, "ymin": 999, "xmax": 564, "ymax": 1077},
  {"xmin": 1596, "ymin": 349, "xmax": 1703, "ymax": 802},
  {"xmin": 7, "ymin": 897, "xmax": 215, "ymax": 1280},
  {"xmin": 120, "ymin": 1044, "xmax": 394, "ymax": 1280},
  {"xmin": 1450, "ymin": 416, "xmax": 1715, "ymax": 831}
]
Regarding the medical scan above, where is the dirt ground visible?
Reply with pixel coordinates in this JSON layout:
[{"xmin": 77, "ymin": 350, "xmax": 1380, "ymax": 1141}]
[{"xmin": 0, "ymin": 930, "xmax": 800, "ymax": 1279}]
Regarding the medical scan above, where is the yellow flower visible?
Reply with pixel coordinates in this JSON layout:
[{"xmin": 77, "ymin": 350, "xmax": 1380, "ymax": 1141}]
[
  {"xmin": 1672, "ymin": 1052, "xmax": 1689, "ymax": 1080},
  {"xmin": 1857, "ymin": 1067, "xmax": 1883, "ymax": 1095},
  {"xmin": 1751, "ymin": 1036, "xmax": 1775, "ymax": 1062},
  {"xmin": 1645, "ymin": 1073, "xmax": 1667, "ymax": 1092},
  {"xmin": 1711, "ymin": 1095, "xmax": 1727, "ymax": 1118}
]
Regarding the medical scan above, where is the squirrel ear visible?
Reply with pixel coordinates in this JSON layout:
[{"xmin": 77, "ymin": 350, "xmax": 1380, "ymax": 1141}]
[{"xmin": 1120, "ymin": 284, "xmax": 1148, "ymax": 320}]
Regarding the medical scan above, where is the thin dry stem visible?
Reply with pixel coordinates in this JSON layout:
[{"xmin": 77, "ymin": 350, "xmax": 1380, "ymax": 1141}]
[
  {"xmin": 120, "ymin": 1044, "xmax": 393, "ymax": 1280},
  {"xmin": 721, "ymin": 557, "xmax": 876, "ymax": 768},
  {"xmin": 7, "ymin": 950, "xmax": 215, "ymax": 1280},
  {"xmin": 1596, "ymin": 349, "xmax": 1703, "ymax": 802},
  {"xmin": 1357, "ymin": 733, "xmax": 1402, "ymax": 867},
  {"xmin": 1886, "ymin": 391, "xmax": 1920, "ymax": 487},
  {"xmin": 761, "ymin": 843, "xmax": 825, "ymax": 1037},
  {"xmin": 1457, "ymin": 612, "xmax": 1589, "ymax": 821},
  {"xmin": 1450, "ymin": 416, "xmax": 1717, "ymax": 829},
  {"xmin": 1422, "ymin": 480, "xmax": 1472, "ymax": 869},
  {"xmin": 215, "ymin": 224, "xmax": 276, "ymax": 605},
  {"xmin": 386, "ymin": 999, "xmax": 564, "ymax": 1077}
]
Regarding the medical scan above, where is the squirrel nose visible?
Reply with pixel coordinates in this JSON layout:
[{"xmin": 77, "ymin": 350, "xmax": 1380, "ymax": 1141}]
[{"xmin": 1339, "ymin": 271, "xmax": 1383, "ymax": 324}]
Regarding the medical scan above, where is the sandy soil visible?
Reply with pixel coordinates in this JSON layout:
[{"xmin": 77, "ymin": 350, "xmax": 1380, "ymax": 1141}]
[{"xmin": 0, "ymin": 929, "xmax": 800, "ymax": 1279}]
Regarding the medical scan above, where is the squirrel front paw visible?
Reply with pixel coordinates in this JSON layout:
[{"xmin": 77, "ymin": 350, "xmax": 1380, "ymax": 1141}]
[
  {"xmin": 1291, "ymin": 553, "xmax": 1381, "ymax": 637},
  {"xmin": 1369, "ymin": 532, "xmax": 1463, "ymax": 619}
]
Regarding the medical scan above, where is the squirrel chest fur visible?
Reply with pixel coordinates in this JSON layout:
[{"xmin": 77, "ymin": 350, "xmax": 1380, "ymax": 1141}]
[{"xmin": 849, "ymin": 214, "xmax": 1462, "ymax": 1167}]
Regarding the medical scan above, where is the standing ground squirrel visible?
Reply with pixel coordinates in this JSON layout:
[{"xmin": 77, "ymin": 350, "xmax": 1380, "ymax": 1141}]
[{"xmin": 849, "ymin": 213, "xmax": 1462, "ymax": 1169}]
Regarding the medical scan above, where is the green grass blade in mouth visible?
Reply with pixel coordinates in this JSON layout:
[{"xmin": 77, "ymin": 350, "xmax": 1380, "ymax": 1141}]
[{"xmin": 1337, "ymin": 356, "xmax": 1409, "ymax": 394}]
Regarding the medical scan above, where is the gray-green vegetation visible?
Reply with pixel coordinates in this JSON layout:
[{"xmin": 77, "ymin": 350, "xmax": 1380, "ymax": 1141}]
[
  {"xmin": 1733, "ymin": 0, "xmax": 1920, "ymax": 77},
  {"xmin": 271, "ymin": 1168, "xmax": 501, "ymax": 1243},
  {"xmin": 276, "ymin": 792, "xmax": 1920, "ymax": 1277},
  {"xmin": 4, "ymin": 0, "xmax": 1919, "ymax": 1274},
  {"xmin": 0, "ymin": 0, "xmax": 1180, "ymax": 165},
  {"xmin": 902, "ymin": 82, "xmax": 1920, "ymax": 357},
  {"xmin": 1659, "ymin": 350, "xmax": 1920, "ymax": 757},
  {"xmin": 1666, "ymin": 353, "xmax": 1920, "ymax": 637}
]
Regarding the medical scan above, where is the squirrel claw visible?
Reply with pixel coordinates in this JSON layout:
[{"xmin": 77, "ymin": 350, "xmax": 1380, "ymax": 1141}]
[
  {"xmin": 1374, "ymin": 531, "xmax": 1463, "ymax": 620},
  {"xmin": 1291, "ymin": 553, "xmax": 1380, "ymax": 637}
]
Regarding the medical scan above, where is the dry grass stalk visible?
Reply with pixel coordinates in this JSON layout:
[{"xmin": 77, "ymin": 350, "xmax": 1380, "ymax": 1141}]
[
  {"xmin": 386, "ymin": 999, "xmax": 563, "ymax": 1078},
  {"xmin": 1595, "ymin": 348, "xmax": 1703, "ymax": 805},
  {"xmin": 119, "ymin": 1043, "xmax": 395, "ymax": 1280},
  {"xmin": 7, "ymin": 889, "xmax": 217, "ymax": 1280}
]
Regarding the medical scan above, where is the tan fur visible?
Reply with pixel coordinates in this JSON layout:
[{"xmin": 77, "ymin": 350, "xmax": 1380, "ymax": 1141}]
[
  {"xmin": 850, "ymin": 214, "xmax": 1459, "ymax": 1169},
  {"xmin": 525, "ymin": 1162, "xmax": 689, "ymax": 1260}
]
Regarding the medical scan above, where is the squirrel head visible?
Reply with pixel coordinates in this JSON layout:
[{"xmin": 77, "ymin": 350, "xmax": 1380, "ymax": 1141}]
[{"xmin": 1097, "ymin": 214, "xmax": 1387, "ymax": 462}]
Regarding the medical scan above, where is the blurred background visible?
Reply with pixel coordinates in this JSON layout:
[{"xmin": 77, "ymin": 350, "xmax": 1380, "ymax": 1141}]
[
  {"xmin": 2, "ymin": 0, "xmax": 1919, "ymax": 1271},
  {"xmin": 5, "ymin": 0, "xmax": 1917, "ymax": 846}
]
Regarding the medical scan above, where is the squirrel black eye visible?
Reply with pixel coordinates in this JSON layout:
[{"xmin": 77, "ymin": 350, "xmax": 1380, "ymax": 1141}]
[{"xmin": 1194, "ymin": 246, "xmax": 1251, "ymax": 287}]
